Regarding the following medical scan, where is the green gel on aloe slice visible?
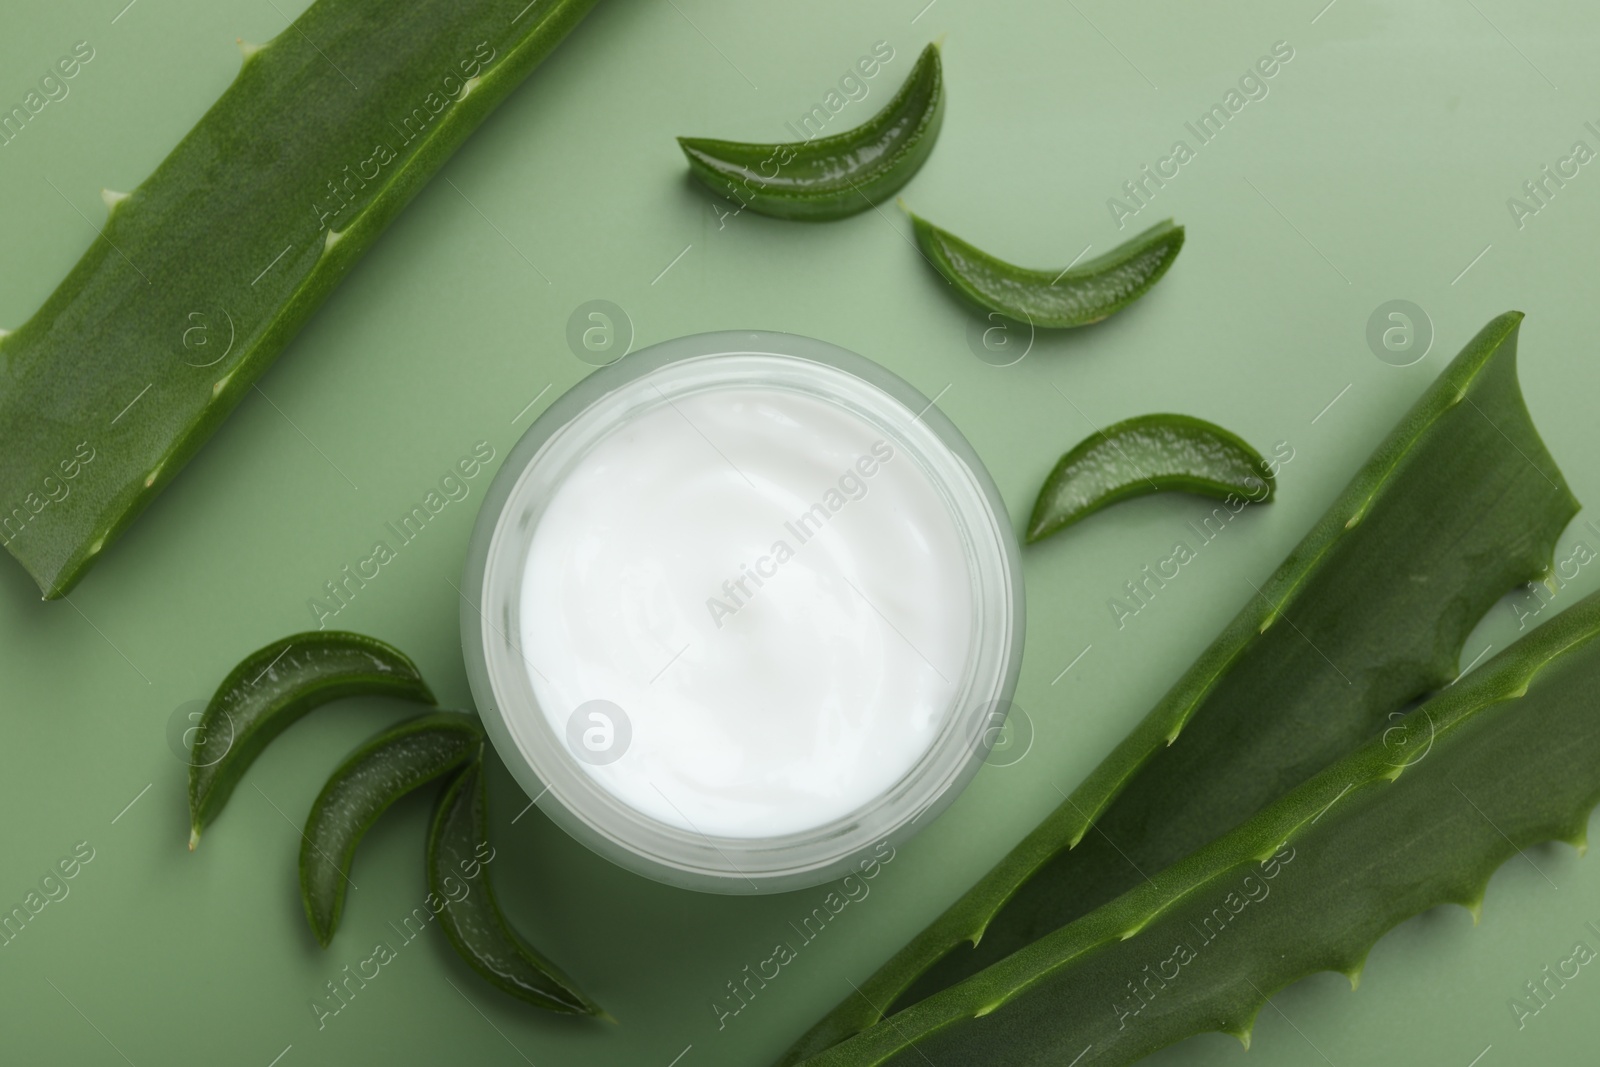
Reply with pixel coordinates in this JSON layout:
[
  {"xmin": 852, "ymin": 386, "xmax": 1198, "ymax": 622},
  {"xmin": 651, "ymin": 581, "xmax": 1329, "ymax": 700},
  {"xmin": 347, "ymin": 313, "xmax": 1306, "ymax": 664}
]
[
  {"xmin": 679, "ymin": 43, "xmax": 944, "ymax": 221},
  {"xmin": 429, "ymin": 761, "xmax": 606, "ymax": 1015},
  {"xmin": 188, "ymin": 631, "xmax": 435, "ymax": 849},
  {"xmin": 1026, "ymin": 413, "xmax": 1274, "ymax": 543},
  {"xmin": 299, "ymin": 711, "xmax": 482, "ymax": 947},
  {"xmin": 906, "ymin": 211, "xmax": 1184, "ymax": 328}
]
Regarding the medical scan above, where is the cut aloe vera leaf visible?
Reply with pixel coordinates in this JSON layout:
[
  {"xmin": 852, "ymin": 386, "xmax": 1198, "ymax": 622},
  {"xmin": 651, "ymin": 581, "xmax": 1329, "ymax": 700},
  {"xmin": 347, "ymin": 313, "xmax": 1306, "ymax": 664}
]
[
  {"xmin": 776, "ymin": 311, "xmax": 1577, "ymax": 1063},
  {"xmin": 678, "ymin": 43, "xmax": 944, "ymax": 221},
  {"xmin": 188, "ymin": 632, "xmax": 435, "ymax": 849},
  {"xmin": 0, "ymin": 0, "xmax": 601, "ymax": 599},
  {"xmin": 801, "ymin": 589, "xmax": 1600, "ymax": 1066},
  {"xmin": 301, "ymin": 711, "xmax": 481, "ymax": 948},
  {"xmin": 429, "ymin": 761, "xmax": 603, "ymax": 1015},
  {"xmin": 1027, "ymin": 413, "xmax": 1274, "ymax": 543},
  {"xmin": 906, "ymin": 213, "xmax": 1184, "ymax": 327}
]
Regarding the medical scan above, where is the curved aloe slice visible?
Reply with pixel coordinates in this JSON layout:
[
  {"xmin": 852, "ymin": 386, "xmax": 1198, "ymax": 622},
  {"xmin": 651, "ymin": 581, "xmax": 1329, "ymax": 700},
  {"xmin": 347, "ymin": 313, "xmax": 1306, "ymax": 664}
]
[
  {"xmin": 801, "ymin": 589, "xmax": 1600, "ymax": 1065},
  {"xmin": 188, "ymin": 632, "xmax": 435, "ymax": 849},
  {"xmin": 1027, "ymin": 414, "xmax": 1274, "ymax": 543},
  {"xmin": 678, "ymin": 43, "xmax": 944, "ymax": 220},
  {"xmin": 777, "ymin": 311, "xmax": 1577, "ymax": 1063},
  {"xmin": 429, "ymin": 761, "xmax": 603, "ymax": 1015},
  {"xmin": 0, "ymin": 0, "xmax": 601, "ymax": 599},
  {"xmin": 907, "ymin": 214, "xmax": 1184, "ymax": 327},
  {"xmin": 301, "ymin": 712, "xmax": 481, "ymax": 947}
]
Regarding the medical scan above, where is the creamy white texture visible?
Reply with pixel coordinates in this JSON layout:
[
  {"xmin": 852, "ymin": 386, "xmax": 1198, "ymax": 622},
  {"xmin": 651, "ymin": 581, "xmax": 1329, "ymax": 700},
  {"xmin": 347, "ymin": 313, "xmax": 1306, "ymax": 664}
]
[{"xmin": 517, "ymin": 385, "xmax": 974, "ymax": 838}]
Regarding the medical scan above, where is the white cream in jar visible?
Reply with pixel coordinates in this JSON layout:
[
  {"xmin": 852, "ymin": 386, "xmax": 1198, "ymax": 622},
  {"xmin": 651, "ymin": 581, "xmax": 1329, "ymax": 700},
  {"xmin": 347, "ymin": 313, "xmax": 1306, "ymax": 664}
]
[
  {"xmin": 517, "ymin": 386, "xmax": 974, "ymax": 838},
  {"xmin": 464, "ymin": 333, "xmax": 1023, "ymax": 893}
]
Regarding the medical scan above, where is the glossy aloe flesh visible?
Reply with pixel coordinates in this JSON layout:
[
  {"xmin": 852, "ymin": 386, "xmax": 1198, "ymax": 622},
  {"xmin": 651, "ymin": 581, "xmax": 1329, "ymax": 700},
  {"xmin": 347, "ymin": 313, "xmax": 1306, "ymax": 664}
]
[
  {"xmin": 430, "ymin": 761, "xmax": 603, "ymax": 1014},
  {"xmin": 777, "ymin": 311, "xmax": 1577, "ymax": 1063},
  {"xmin": 678, "ymin": 43, "xmax": 944, "ymax": 221},
  {"xmin": 187, "ymin": 631, "xmax": 434, "ymax": 848},
  {"xmin": 1027, "ymin": 414, "xmax": 1274, "ymax": 543},
  {"xmin": 0, "ymin": 0, "xmax": 601, "ymax": 599},
  {"xmin": 908, "ymin": 214, "xmax": 1184, "ymax": 327},
  {"xmin": 803, "ymin": 587, "xmax": 1600, "ymax": 1065},
  {"xmin": 301, "ymin": 711, "xmax": 482, "ymax": 947}
]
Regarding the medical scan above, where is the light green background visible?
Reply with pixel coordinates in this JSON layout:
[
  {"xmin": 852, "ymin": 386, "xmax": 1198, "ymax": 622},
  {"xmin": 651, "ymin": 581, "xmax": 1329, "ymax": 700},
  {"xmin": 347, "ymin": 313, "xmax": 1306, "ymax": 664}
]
[{"xmin": 2, "ymin": 1, "xmax": 1598, "ymax": 1064}]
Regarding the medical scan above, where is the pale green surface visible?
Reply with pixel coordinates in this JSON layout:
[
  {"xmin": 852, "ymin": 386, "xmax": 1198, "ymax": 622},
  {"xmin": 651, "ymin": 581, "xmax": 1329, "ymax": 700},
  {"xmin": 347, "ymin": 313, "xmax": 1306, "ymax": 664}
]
[{"xmin": 1, "ymin": 2, "xmax": 1598, "ymax": 1065}]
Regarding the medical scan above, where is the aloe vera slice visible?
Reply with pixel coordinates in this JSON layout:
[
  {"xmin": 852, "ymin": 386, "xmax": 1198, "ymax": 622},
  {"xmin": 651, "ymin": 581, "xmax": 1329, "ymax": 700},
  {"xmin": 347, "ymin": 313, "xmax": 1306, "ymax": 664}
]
[
  {"xmin": 1027, "ymin": 414, "xmax": 1274, "ymax": 543},
  {"xmin": 776, "ymin": 311, "xmax": 1577, "ymax": 1063},
  {"xmin": 0, "ymin": 0, "xmax": 601, "ymax": 599},
  {"xmin": 907, "ymin": 214, "xmax": 1184, "ymax": 327},
  {"xmin": 678, "ymin": 43, "xmax": 944, "ymax": 221},
  {"xmin": 188, "ymin": 632, "xmax": 435, "ymax": 849},
  {"xmin": 801, "ymin": 589, "xmax": 1600, "ymax": 1066},
  {"xmin": 301, "ymin": 711, "xmax": 482, "ymax": 947},
  {"xmin": 429, "ymin": 761, "xmax": 603, "ymax": 1015}
]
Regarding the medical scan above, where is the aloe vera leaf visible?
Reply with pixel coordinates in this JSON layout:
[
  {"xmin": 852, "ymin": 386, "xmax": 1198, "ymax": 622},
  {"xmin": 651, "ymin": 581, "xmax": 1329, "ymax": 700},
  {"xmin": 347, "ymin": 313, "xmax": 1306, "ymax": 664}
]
[
  {"xmin": 188, "ymin": 631, "xmax": 435, "ymax": 849},
  {"xmin": 429, "ymin": 761, "xmax": 603, "ymax": 1015},
  {"xmin": 802, "ymin": 589, "xmax": 1600, "ymax": 1066},
  {"xmin": 776, "ymin": 310, "xmax": 1577, "ymax": 1063},
  {"xmin": 678, "ymin": 43, "xmax": 944, "ymax": 221},
  {"xmin": 906, "ymin": 214, "xmax": 1184, "ymax": 327},
  {"xmin": 1026, "ymin": 414, "xmax": 1274, "ymax": 544},
  {"xmin": 0, "ymin": 0, "xmax": 601, "ymax": 600},
  {"xmin": 301, "ymin": 711, "xmax": 482, "ymax": 947}
]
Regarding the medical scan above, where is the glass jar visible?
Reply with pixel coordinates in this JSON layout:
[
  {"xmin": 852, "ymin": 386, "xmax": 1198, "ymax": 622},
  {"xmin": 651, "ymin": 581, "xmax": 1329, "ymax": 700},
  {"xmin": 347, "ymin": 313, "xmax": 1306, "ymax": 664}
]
[{"xmin": 461, "ymin": 331, "xmax": 1024, "ymax": 893}]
